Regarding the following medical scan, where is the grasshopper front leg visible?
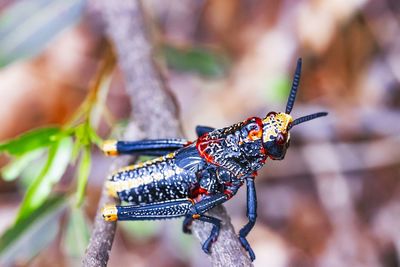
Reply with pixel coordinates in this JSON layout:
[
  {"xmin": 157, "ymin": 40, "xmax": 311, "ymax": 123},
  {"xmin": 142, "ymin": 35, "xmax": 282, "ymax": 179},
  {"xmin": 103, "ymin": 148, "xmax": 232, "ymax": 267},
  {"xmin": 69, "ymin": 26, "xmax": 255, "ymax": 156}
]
[
  {"xmin": 186, "ymin": 183, "xmax": 241, "ymax": 254},
  {"xmin": 238, "ymin": 177, "xmax": 257, "ymax": 261}
]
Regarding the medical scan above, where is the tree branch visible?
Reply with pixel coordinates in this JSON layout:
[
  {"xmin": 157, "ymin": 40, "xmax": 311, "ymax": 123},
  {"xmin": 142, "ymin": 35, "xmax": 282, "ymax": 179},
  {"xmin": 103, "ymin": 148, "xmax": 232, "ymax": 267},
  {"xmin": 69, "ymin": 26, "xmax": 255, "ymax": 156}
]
[{"xmin": 83, "ymin": 0, "xmax": 252, "ymax": 266}]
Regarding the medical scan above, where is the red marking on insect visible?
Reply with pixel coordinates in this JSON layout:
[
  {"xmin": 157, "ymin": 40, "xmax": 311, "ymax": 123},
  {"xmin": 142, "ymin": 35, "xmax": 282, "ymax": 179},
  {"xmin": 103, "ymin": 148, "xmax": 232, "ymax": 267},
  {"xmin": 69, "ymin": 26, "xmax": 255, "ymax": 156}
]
[
  {"xmin": 196, "ymin": 135, "xmax": 223, "ymax": 165},
  {"xmin": 224, "ymin": 189, "xmax": 234, "ymax": 199},
  {"xmin": 224, "ymin": 182, "xmax": 233, "ymax": 187},
  {"xmin": 246, "ymin": 117, "xmax": 264, "ymax": 141},
  {"xmin": 276, "ymin": 133, "xmax": 286, "ymax": 145},
  {"xmin": 189, "ymin": 185, "xmax": 209, "ymax": 199}
]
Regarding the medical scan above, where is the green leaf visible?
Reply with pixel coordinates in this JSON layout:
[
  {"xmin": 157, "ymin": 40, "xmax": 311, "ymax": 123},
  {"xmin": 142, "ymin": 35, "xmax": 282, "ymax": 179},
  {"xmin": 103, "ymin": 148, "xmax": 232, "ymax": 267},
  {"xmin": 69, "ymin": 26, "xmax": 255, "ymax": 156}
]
[
  {"xmin": 0, "ymin": 196, "xmax": 65, "ymax": 266},
  {"xmin": 71, "ymin": 136, "xmax": 83, "ymax": 163},
  {"xmin": 74, "ymin": 123, "xmax": 90, "ymax": 146},
  {"xmin": 63, "ymin": 206, "xmax": 90, "ymax": 259},
  {"xmin": 1, "ymin": 149, "xmax": 44, "ymax": 181},
  {"xmin": 87, "ymin": 125, "xmax": 102, "ymax": 146},
  {"xmin": 19, "ymin": 156, "xmax": 48, "ymax": 190},
  {"xmin": 15, "ymin": 137, "xmax": 72, "ymax": 223},
  {"xmin": 75, "ymin": 147, "xmax": 91, "ymax": 206},
  {"xmin": 0, "ymin": 127, "xmax": 61, "ymax": 156},
  {"xmin": 74, "ymin": 122, "xmax": 101, "ymax": 146},
  {"xmin": 73, "ymin": 122, "xmax": 102, "ymax": 154},
  {"xmin": 0, "ymin": 0, "xmax": 85, "ymax": 67},
  {"xmin": 162, "ymin": 44, "xmax": 230, "ymax": 78}
]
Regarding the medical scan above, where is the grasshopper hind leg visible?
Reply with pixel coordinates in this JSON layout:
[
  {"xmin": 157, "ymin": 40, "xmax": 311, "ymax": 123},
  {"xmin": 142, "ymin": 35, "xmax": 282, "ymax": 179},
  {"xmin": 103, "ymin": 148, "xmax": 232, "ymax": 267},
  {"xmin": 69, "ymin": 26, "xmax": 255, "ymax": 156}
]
[
  {"xmin": 102, "ymin": 125, "xmax": 215, "ymax": 156},
  {"xmin": 102, "ymin": 199, "xmax": 194, "ymax": 221}
]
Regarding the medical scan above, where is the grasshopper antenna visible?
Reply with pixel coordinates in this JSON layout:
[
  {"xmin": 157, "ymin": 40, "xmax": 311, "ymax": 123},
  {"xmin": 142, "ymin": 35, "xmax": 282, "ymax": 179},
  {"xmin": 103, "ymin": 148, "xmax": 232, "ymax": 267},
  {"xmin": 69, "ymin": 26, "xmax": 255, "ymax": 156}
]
[
  {"xmin": 285, "ymin": 58, "xmax": 302, "ymax": 114},
  {"xmin": 290, "ymin": 112, "xmax": 328, "ymax": 129}
]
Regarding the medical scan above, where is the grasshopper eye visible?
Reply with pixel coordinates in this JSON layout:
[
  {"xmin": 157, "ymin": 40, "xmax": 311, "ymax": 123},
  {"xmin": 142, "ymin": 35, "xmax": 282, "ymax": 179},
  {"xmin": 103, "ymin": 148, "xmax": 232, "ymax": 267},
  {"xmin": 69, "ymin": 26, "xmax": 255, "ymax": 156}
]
[{"xmin": 276, "ymin": 133, "xmax": 286, "ymax": 145}]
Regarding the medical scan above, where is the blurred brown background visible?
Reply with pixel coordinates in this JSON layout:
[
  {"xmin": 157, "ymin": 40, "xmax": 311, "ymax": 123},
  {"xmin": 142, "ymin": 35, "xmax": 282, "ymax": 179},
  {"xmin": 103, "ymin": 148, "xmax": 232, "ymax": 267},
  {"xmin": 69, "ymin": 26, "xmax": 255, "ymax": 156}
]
[{"xmin": 0, "ymin": 0, "xmax": 399, "ymax": 266}]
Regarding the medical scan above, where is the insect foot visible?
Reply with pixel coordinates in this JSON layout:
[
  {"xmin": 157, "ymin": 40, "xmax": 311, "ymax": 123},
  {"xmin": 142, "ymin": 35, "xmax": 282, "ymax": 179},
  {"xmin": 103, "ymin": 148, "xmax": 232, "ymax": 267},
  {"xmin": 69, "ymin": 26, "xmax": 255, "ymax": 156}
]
[{"xmin": 239, "ymin": 235, "xmax": 256, "ymax": 261}]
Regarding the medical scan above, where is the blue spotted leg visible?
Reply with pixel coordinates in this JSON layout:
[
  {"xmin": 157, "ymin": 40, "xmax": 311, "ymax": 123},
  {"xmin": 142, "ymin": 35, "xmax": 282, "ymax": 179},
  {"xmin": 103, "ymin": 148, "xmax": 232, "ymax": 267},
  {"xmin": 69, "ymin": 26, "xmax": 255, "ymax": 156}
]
[
  {"xmin": 188, "ymin": 182, "xmax": 242, "ymax": 253},
  {"xmin": 238, "ymin": 177, "xmax": 257, "ymax": 261},
  {"xmin": 104, "ymin": 185, "xmax": 241, "ymax": 255},
  {"xmin": 109, "ymin": 199, "xmax": 194, "ymax": 221},
  {"xmin": 102, "ymin": 125, "xmax": 215, "ymax": 157},
  {"xmin": 102, "ymin": 138, "xmax": 188, "ymax": 156}
]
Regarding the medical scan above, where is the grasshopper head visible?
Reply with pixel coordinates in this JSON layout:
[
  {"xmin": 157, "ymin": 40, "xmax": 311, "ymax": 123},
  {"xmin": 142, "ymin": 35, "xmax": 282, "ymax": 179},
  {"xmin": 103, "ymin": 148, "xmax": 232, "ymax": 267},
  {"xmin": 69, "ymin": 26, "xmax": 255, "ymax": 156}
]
[
  {"xmin": 262, "ymin": 112, "xmax": 293, "ymax": 160},
  {"xmin": 262, "ymin": 58, "xmax": 327, "ymax": 160}
]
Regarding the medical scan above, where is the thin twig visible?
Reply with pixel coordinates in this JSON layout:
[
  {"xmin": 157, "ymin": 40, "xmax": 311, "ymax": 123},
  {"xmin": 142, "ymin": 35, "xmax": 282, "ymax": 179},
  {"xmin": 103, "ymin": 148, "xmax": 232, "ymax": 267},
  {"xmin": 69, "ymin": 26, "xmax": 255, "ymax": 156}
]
[{"xmin": 83, "ymin": 0, "xmax": 252, "ymax": 266}]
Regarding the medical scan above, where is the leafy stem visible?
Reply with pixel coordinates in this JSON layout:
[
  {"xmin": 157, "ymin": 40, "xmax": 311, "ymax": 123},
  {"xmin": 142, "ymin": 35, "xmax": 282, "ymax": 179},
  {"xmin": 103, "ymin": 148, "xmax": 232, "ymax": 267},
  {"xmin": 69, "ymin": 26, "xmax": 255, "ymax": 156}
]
[{"xmin": 0, "ymin": 42, "xmax": 117, "ymax": 261}]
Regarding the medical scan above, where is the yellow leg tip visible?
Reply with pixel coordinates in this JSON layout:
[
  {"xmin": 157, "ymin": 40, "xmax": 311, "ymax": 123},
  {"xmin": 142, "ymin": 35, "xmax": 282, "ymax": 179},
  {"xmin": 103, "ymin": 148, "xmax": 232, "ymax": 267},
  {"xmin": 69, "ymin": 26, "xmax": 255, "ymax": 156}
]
[
  {"xmin": 102, "ymin": 204, "xmax": 118, "ymax": 221},
  {"xmin": 102, "ymin": 140, "xmax": 118, "ymax": 156}
]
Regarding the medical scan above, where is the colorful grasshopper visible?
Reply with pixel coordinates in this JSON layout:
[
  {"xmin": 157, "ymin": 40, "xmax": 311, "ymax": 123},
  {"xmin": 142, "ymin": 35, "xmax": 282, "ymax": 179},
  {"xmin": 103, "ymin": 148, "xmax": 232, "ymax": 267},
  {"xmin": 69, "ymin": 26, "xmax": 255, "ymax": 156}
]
[{"xmin": 102, "ymin": 58, "xmax": 327, "ymax": 261}]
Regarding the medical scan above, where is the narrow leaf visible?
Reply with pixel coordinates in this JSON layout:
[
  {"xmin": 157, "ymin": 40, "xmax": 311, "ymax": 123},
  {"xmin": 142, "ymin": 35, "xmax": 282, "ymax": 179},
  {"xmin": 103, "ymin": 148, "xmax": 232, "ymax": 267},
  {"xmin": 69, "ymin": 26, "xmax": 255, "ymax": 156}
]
[
  {"xmin": 15, "ymin": 137, "xmax": 72, "ymax": 223},
  {"xmin": 71, "ymin": 136, "xmax": 82, "ymax": 163},
  {"xmin": 87, "ymin": 125, "xmax": 102, "ymax": 147},
  {"xmin": 74, "ymin": 124, "xmax": 89, "ymax": 145},
  {"xmin": 0, "ymin": 127, "xmax": 60, "ymax": 156},
  {"xmin": 75, "ymin": 146, "xmax": 91, "ymax": 206},
  {"xmin": 1, "ymin": 149, "xmax": 44, "ymax": 181}
]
